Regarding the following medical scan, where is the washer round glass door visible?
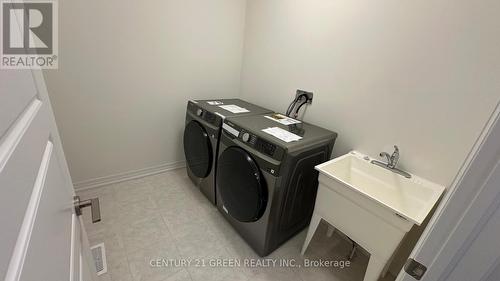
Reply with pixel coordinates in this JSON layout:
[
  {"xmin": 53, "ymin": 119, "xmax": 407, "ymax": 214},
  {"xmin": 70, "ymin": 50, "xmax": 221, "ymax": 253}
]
[
  {"xmin": 217, "ymin": 146, "xmax": 267, "ymax": 222},
  {"xmin": 183, "ymin": 120, "xmax": 213, "ymax": 178}
]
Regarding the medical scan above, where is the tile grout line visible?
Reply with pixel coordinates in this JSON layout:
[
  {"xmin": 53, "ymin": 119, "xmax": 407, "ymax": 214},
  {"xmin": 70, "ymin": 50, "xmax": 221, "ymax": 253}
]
[
  {"xmin": 158, "ymin": 208, "xmax": 195, "ymax": 281},
  {"xmin": 90, "ymin": 171, "xmax": 373, "ymax": 281}
]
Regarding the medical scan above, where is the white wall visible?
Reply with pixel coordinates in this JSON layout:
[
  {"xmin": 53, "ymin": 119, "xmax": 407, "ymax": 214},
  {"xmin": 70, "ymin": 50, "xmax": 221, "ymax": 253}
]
[
  {"xmin": 240, "ymin": 0, "xmax": 500, "ymax": 187},
  {"xmin": 44, "ymin": 0, "xmax": 247, "ymax": 184},
  {"xmin": 45, "ymin": 0, "xmax": 500, "ymax": 190}
]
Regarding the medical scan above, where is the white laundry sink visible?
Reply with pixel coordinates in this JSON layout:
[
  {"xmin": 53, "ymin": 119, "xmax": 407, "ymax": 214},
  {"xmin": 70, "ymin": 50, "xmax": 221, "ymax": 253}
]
[
  {"xmin": 301, "ymin": 151, "xmax": 445, "ymax": 281},
  {"xmin": 317, "ymin": 151, "xmax": 444, "ymax": 225}
]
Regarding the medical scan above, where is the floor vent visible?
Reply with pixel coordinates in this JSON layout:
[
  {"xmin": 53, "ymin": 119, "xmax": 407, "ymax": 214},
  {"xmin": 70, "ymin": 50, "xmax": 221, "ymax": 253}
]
[{"xmin": 90, "ymin": 243, "xmax": 108, "ymax": 276}]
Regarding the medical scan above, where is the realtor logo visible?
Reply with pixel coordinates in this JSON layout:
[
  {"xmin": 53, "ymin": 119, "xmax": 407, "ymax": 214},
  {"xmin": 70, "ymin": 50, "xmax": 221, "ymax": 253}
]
[{"xmin": 1, "ymin": 0, "xmax": 58, "ymax": 69}]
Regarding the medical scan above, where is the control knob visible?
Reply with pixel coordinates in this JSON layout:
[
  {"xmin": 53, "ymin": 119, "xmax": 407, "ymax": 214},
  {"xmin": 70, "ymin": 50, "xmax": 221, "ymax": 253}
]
[{"xmin": 242, "ymin": 132, "xmax": 250, "ymax": 142}]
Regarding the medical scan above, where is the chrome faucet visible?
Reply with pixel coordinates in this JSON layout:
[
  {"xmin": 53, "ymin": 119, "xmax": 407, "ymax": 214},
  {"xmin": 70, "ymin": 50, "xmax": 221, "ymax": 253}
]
[
  {"xmin": 380, "ymin": 145, "xmax": 399, "ymax": 168},
  {"xmin": 371, "ymin": 145, "xmax": 411, "ymax": 178}
]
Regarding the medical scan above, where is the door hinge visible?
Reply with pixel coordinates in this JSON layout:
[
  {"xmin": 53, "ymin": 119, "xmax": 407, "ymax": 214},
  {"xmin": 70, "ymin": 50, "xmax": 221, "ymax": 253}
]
[
  {"xmin": 404, "ymin": 258, "xmax": 427, "ymax": 280},
  {"xmin": 74, "ymin": 195, "xmax": 101, "ymax": 223}
]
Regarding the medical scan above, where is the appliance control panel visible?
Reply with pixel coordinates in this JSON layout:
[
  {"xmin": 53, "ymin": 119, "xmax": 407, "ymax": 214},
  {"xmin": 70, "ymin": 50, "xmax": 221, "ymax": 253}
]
[
  {"xmin": 239, "ymin": 130, "xmax": 276, "ymax": 157},
  {"xmin": 255, "ymin": 138, "xmax": 277, "ymax": 156},
  {"xmin": 222, "ymin": 120, "xmax": 285, "ymax": 162},
  {"xmin": 203, "ymin": 111, "xmax": 216, "ymax": 124},
  {"xmin": 240, "ymin": 131, "xmax": 256, "ymax": 144},
  {"xmin": 187, "ymin": 101, "xmax": 218, "ymax": 126}
]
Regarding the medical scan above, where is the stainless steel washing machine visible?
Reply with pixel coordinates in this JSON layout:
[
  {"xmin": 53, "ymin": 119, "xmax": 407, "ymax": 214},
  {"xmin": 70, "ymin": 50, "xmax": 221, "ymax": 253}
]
[
  {"xmin": 216, "ymin": 113, "xmax": 337, "ymax": 256},
  {"xmin": 183, "ymin": 99, "xmax": 272, "ymax": 204}
]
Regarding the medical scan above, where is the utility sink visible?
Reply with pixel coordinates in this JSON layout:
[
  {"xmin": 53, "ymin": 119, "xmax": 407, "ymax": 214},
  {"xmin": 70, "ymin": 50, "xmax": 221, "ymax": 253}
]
[
  {"xmin": 318, "ymin": 151, "xmax": 444, "ymax": 225},
  {"xmin": 301, "ymin": 151, "xmax": 445, "ymax": 281}
]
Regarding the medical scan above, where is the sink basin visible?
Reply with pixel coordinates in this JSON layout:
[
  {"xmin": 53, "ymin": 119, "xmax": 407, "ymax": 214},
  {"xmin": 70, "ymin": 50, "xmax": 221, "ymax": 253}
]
[
  {"xmin": 302, "ymin": 151, "xmax": 446, "ymax": 281},
  {"xmin": 316, "ymin": 151, "xmax": 445, "ymax": 225}
]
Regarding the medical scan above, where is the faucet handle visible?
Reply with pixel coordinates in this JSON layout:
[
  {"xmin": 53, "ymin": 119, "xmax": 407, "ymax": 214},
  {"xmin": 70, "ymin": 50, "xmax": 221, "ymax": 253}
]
[
  {"xmin": 390, "ymin": 145, "xmax": 400, "ymax": 168},
  {"xmin": 393, "ymin": 145, "xmax": 399, "ymax": 154}
]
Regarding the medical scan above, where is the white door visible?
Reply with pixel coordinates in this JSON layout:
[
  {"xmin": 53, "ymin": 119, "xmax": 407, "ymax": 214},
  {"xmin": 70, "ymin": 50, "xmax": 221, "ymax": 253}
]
[
  {"xmin": 397, "ymin": 102, "xmax": 500, "ymax": 281},
  {"xmin": 0, "ymin": 38, "xmax": 97, "ymax": 281}
]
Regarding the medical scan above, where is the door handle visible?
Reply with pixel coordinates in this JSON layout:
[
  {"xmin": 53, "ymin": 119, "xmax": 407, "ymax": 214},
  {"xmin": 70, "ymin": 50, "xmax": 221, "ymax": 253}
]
[{"xmin": 74, "ymin": 196, "xmax": 101, "ymax": 223}]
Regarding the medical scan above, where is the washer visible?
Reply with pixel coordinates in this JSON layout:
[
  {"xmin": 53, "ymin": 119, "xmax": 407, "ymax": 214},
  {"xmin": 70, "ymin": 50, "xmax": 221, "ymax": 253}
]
[
  {"xmin": 183, "ymin": 99, "xmax": 272, "ymax": 205},
  {"xmin": 216, "ymin": 114, "xmax": 337, "ymax": 256}
]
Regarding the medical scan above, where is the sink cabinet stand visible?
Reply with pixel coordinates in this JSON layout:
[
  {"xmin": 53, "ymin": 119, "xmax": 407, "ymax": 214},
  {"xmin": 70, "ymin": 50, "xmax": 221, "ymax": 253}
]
[{"xmin": 301, "ymin": 174, "xmax": 413, "ymax": 281}]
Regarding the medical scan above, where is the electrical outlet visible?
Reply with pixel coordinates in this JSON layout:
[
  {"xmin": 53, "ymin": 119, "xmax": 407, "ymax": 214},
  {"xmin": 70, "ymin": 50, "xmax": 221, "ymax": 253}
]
[{"xmin": 295, "ymin": 89, "xmax": 313, "ymax": 104}]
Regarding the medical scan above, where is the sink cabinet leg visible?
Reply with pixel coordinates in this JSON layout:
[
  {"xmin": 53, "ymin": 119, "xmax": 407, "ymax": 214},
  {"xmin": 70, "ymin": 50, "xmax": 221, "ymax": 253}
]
[
  {"xmin": 363, "ymin": 255, "xmax": 385, "ymax": 281},
  {"xmin": 348, "ymin": 242, "xmax": 357, "ymax": 261},
  {"xmin": 301, "ymin": 214, "xmax": 322, "ymax": 255},
  {"xmin": 326, "ymin": 225, "xmax": 335, "ymax": 237}
]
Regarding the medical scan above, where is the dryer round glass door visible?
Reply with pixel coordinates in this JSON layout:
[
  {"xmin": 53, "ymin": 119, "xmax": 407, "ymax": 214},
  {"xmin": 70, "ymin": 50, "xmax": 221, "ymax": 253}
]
[
  {"xmin": 217, "ymin": 146, "xmax": 268, "ymax": 222},
  {"xmin": 183, "ymin": 120, "xmax": 213, "ymax": 178}
]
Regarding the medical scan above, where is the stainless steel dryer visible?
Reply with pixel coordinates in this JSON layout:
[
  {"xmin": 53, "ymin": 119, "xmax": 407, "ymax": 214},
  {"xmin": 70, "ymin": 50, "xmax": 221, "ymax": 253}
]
[
  {"xmin": 216, "ymin": 114, "xmax": 337, "ymax": 256},
  {"xmin": 183, "ymin": 99, "xmax": 272, "ymax": 204}
]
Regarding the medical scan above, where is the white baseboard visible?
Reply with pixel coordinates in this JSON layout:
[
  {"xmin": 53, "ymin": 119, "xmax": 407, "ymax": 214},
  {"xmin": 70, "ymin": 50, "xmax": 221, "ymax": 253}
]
[{"xmin": 73, "ymin": 161, "xmax": 186, "ymax": 191}]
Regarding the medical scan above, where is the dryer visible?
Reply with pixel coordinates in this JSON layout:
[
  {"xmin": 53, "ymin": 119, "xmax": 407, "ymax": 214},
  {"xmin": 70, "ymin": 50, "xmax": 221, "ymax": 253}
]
[
  {"xmin": 183, "ymin": 99, "xmax": 272, "ymax": 204},
  {"xmin": 216, "ymin": 113, "xmax": 337, "ymax": 256}
]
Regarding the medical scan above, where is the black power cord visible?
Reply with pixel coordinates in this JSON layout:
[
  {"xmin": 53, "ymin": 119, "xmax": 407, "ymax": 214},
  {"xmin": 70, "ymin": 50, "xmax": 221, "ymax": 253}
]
[
  {"xmin": 286, "ymin": 93, "xmax": 309, "ymax": 117},
  {"xmin": 285, "ymin": 96, "xmax": 300, "ymax": 117},
  {"xmin": 293, "ymin": 99, "xmax": 309, "ymax": 119},
  {"xmin": 285, "ymin": 100, "xmax": 296, "ymax": 117}
]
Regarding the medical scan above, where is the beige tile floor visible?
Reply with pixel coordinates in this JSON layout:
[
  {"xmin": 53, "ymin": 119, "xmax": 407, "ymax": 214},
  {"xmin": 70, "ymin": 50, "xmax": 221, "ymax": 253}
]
[{"xmin": 77, "ymin": 168, "xmax": 396, "ymax": 281}]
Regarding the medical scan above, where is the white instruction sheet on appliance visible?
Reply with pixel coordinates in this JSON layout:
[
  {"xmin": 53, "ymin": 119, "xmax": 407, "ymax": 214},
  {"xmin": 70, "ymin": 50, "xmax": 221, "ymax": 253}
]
[
  {"xmin": 264, "ymin": 113, "xmax": 302, "ymax": 125},
  {"xmin": 262, "ymin": 127, "xmax": 302, "ymax": 143},
  {"xmin": 207, "ymin": 101, "xmax": 224, "ymax": 105},
  {"xmin": 219, "ymin": 104, "xmax": 250, "ymax": 114}
]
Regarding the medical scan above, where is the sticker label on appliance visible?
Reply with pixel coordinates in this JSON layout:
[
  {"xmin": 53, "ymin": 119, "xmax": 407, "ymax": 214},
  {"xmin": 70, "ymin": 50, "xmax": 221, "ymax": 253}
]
[
  {"xmin": 218, "ymin": 104, "xmax": 250, "ymax": 114},
  {"xmin": 207, "ymin": 101, "xmax": 224, "ymax": 105},
  {"xmin": 222, "ymin": 123, "xmax": 240, "ymax": 137},
  {"xmin": 262, "ymin": 127, "xmax": 302, "ymax": 143},
  {"xmin": 264, "ymin": 113, "xmax": 301, "ymax": 125}
]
